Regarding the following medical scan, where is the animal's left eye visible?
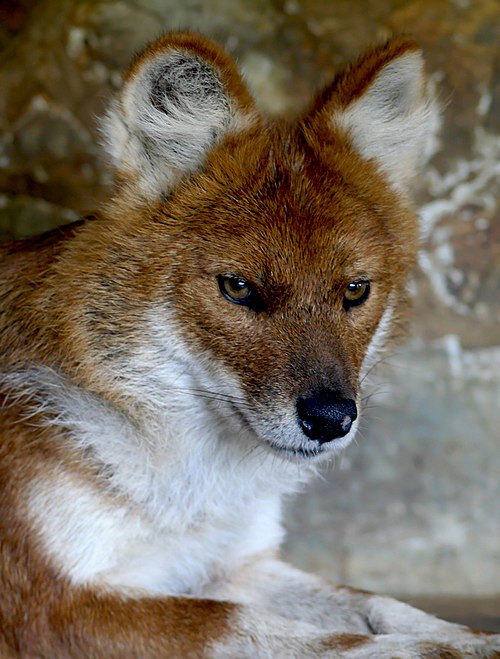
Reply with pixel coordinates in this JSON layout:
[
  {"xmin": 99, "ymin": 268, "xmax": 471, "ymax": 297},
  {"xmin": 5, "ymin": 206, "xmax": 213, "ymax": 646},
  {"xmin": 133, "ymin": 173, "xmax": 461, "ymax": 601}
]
[
  {"xmin": 217, "ymin": 274, "xmax": 255, "ymax": 306},
  {"xmin": 343, "ymin": 280, "xmax": 370, "ymax": 309}
]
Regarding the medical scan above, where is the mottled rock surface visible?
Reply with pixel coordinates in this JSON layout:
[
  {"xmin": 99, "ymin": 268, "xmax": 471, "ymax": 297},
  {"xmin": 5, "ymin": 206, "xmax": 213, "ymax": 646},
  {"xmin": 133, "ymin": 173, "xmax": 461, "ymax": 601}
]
[{"xmin": 0, "ymin": 0, "xmax": 498, "ymax": 599}]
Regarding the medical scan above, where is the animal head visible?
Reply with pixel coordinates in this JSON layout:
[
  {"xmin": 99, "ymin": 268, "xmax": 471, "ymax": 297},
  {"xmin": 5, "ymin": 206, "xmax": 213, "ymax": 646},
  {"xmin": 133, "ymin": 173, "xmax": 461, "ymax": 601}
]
[{"xmin": 55, "ymin": 33, "xmax": 435, "ymax": 461}]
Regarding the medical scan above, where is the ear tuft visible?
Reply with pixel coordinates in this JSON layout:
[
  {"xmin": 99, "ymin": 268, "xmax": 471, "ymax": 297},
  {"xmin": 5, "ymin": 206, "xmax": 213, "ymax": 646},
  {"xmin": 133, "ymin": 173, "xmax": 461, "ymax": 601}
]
[
  {"xmin": 311, "ymin": 39, "xmax": 437, "ymax": 193},
  {"xmin": 102, "ymin": 33, "xmax": 256, "ymax": 199}
]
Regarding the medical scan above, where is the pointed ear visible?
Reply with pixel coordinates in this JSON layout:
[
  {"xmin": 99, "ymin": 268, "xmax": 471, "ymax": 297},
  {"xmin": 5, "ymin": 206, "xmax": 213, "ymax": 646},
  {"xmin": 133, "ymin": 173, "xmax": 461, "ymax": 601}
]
[
  {"xmin": 101, "ymin": 32, "xmax": 257, "ymax": 199},
  {"xmin": 310, "ymin": 38, "xmax": 436, "ymax": 192}
]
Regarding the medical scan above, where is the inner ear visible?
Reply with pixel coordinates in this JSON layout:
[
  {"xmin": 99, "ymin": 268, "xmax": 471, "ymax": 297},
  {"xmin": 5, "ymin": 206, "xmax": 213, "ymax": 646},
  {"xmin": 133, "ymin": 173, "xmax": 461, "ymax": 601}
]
[
  {"xmin": 353, "ymin": 52, "xmax": 427, "ymax": 123},
  {"xmin": 124, "ymin": 50, "xmax": 233, "ymax": 170},
  {"xmin": 102, "ymin": 32, "xmax": 257, "ymax": 200},
  {"xmin": 147, "ymin": 51, "xmax": 230, "ymax": 120},
  {"xmin": 305, "ymin": 39, "xmax": 436, "ymax": 193}
]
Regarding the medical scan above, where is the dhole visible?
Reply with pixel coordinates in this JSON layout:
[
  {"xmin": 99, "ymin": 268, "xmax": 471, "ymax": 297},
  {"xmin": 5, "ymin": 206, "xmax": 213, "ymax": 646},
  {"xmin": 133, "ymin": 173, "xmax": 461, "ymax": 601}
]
[{"xmin": 0, "ymin": 31, "xmax": 498, "ymax": 658}]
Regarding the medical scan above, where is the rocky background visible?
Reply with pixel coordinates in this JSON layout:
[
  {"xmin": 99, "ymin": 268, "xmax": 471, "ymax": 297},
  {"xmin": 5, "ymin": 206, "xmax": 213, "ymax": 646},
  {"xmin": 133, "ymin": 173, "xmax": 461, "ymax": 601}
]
[{"xmin": 1, "ymin": 0, "xmax": 498, "ymax": 615}]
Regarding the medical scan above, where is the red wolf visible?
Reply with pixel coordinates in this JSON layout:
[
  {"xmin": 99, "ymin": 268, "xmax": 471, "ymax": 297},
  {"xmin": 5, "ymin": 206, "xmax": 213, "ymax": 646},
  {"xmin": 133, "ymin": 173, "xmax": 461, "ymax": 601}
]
[{"xmin": 0, "ymin": 31, "xmax": 498, "ymax": 657}]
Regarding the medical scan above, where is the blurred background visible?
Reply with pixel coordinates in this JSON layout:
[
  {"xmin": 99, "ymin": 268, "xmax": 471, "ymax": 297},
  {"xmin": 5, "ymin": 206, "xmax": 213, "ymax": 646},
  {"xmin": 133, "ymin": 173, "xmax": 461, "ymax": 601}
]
[{"xmin": 1, "ymin": 0, "xmax": 498, "ymax": 629}]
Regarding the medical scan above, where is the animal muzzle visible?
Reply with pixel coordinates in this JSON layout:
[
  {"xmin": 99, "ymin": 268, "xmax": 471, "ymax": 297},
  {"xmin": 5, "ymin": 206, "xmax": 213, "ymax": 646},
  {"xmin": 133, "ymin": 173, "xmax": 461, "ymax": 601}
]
[{"xmin": 296, "ymin": 389, "xmax": 357, "ymax": 444}]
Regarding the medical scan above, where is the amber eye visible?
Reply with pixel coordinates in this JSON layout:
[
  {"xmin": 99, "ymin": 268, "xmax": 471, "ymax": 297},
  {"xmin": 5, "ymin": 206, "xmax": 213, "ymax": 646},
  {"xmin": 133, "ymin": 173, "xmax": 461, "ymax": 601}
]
[
  {"xmin": 217, "ymin": 274, "xmax": 255, "ymax": 306},
  {"xmin": 343, "ymin": 280, "xmax": 370, "ymax": 309}
]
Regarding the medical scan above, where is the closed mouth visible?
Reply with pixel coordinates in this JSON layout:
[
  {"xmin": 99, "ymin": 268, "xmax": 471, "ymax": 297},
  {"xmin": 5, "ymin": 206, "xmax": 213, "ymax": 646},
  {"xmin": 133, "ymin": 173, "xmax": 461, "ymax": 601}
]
[
  {"xmin": 268, "ymin": 441, "xmax": 322, "ymax": 460},
  {"xmin": 227, "ymin": 404, "xmax": 328, "ymax": 461}
]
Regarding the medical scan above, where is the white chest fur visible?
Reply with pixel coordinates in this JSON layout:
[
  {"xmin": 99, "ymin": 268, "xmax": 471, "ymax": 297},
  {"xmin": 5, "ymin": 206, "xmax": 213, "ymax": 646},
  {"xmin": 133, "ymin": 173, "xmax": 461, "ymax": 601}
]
[
  {"xmin": 16, "ymin": 352, "xmax": 310, "ymax": 596},
  {"xmin": 26, "ymin": 417, "xmax": 294, "ymax": 596}
]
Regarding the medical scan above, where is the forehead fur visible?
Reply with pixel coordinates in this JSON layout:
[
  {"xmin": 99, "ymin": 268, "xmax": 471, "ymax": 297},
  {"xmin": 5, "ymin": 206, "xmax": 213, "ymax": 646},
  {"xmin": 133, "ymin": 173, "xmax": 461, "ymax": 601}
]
[{"xmin": 152, "ymin": 120, "xmax": 418, "ymax": 285}]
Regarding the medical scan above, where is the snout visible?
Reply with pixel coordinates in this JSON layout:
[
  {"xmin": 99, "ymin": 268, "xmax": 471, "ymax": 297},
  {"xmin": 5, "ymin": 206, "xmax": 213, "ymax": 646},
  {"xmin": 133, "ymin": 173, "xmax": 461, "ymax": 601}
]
[{"xmin": 296, "ymin": 389, "xmax": 357, "ymax": 444}]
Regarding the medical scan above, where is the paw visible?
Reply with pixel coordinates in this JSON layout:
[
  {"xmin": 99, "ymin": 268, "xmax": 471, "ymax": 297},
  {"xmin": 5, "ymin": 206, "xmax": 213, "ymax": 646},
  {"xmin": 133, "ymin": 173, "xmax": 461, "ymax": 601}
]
[
  {"xmin": 325, "ymin": 633, "xmax": 500, "ymax": 658},
  {"xmin": 367, "ymin": 595, "xmax": 469, "ymax": 635},
  {"xmin": 360, "ymin": 596, "xmax": 500, "ymax": 657}
]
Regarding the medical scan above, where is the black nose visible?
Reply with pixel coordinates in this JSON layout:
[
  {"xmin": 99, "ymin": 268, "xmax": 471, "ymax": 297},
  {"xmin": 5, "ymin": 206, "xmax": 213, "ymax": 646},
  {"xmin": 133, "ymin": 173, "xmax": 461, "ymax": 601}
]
[{"xmin": 296, "ymin": 390, "xmax": 357, "ymax": 444}]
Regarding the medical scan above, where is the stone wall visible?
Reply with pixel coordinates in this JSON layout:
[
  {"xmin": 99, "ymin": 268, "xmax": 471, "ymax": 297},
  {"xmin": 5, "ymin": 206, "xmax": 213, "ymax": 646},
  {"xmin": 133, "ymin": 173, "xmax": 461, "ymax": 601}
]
[{"xmin": 1, "ymin": 0, "xmax": 498, "ymax": 598}]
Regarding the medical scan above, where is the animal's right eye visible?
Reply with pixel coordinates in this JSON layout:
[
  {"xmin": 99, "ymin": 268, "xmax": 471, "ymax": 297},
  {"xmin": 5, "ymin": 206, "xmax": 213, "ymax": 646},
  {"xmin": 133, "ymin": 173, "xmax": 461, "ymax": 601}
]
[{"xmin": 217, "ymin": 274, "xmax": 255, "ymax": 306}]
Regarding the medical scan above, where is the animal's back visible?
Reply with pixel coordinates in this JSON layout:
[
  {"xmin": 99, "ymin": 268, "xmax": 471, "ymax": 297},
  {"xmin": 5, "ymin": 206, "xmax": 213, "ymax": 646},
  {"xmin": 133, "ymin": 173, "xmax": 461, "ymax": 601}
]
[{"xmin": 0, "ymin": 220, "xmax": 92, "ymax": 366}]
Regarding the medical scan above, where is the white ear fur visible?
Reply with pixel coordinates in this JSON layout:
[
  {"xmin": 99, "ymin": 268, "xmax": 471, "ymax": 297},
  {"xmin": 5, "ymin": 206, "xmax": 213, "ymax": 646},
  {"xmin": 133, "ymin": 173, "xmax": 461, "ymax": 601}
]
[
  {"xmin": 102, "ymin": 49, "xmax": 251, "ymax": 198},
  {"xmin": 335, "ymin": 52, "xmax": 435, "ymax": 192}
]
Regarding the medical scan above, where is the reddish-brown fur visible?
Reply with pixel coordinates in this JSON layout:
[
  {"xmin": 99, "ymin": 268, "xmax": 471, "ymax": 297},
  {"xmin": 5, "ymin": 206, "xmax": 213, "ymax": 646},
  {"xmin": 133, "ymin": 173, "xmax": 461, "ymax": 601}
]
[
  {"xmin": 1, "ymin": 118, "xmax": 417, "ymax": 411},
  {"xmin": 1, "ymin": 32, "xmax": 497, "ymax": 658}
]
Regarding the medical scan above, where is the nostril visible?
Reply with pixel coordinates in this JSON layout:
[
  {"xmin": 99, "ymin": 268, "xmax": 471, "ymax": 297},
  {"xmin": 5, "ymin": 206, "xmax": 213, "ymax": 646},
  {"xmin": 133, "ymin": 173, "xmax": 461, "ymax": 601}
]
[{"xmin": 296, "ymin": 391, "xmax": 357, "ymax": 444}]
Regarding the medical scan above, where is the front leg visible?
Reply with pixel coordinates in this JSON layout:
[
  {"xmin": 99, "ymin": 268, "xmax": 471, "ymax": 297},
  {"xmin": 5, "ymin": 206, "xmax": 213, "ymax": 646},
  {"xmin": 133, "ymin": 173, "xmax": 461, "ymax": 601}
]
[
  {"xmin": 208, "ymin": 556, "xmax": 373, "ymax": 633},
  {"xmin": 210, "ymin": 556, "xmax": 500, "ymax": 655}
]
